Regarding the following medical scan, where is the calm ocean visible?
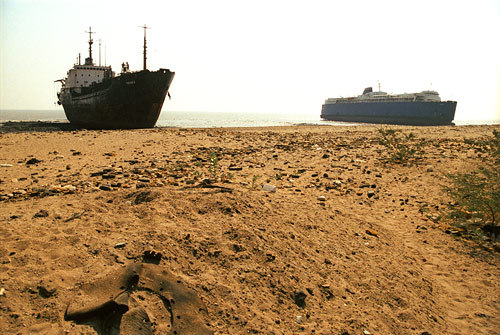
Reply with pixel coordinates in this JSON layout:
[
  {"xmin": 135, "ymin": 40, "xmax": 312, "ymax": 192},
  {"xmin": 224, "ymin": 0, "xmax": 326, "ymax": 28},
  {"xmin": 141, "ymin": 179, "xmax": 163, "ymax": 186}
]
[{"xmin": 0, "ymin": 109, "xmax": 497, "ymax": 128}]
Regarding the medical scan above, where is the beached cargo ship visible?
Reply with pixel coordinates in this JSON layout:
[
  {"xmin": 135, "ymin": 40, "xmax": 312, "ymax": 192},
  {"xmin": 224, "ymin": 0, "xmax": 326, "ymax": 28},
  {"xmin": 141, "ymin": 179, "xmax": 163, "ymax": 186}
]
[
  {"xmin": 321, "ymin": 87, "xmax": 456, "ymax": 126},
  {"xmin": 56, "ymin": 26, "xmax": 174, "ymax": 129}
]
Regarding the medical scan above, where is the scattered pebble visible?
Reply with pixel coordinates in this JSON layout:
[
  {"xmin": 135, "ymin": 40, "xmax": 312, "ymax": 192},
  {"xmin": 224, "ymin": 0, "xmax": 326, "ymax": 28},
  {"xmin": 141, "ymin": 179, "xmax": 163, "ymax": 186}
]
[
  {"xmin": 26, "ymin": 158, "xmax": 41, "ymax": 165},
  {"xmin": 99, "ymin": 184, "xmax": 112, "ymax": 191},
  {"xmin": 33, "ymin": 209, "xmax": 49, "ymax": 218},
  {"xmin": 262, "ymin": 184, "xmax": 277, "ymax": 193},
  {"xmin": 365, "ymin": 229, "xmax": 378, "ymax": 237}
]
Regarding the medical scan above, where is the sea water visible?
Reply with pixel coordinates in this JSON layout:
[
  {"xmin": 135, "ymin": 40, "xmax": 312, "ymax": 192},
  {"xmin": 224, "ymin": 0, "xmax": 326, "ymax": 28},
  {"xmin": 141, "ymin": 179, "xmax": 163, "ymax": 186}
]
[
  {"xmin": 0, "ymin": 110, "xmax": 345, "ymax": 128},
  {"xmin": 0, "ymin": 109, "xmax": 498, "ymax": 127}
]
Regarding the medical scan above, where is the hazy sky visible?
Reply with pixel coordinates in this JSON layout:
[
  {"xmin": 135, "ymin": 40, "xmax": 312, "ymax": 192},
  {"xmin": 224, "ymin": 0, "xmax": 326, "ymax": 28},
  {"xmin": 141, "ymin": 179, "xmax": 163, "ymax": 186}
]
[{"xmin": 1, "ymin": 0, "xmax": 499, "ymax": 121}]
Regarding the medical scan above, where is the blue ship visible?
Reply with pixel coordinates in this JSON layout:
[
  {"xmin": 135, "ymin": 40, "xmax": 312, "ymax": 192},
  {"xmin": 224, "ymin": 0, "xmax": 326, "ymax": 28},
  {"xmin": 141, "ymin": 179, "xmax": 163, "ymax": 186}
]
[{"xmin": 321, "ymin": 87, "xmax": 457, "ymax": 126}]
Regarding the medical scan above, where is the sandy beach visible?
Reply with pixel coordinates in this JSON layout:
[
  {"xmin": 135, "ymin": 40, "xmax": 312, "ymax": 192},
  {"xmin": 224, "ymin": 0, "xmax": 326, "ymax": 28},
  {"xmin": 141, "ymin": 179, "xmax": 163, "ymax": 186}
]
[{"xmin": 0, "ymin": 124, "xmax": 499, "ymax": 334}]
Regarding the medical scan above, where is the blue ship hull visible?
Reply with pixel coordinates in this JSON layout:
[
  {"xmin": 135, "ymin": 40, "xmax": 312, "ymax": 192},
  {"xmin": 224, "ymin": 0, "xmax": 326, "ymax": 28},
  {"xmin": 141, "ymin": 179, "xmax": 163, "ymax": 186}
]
[{"xmin": 321, "ymin": 101, "xmax": 457, "ymax": 126}]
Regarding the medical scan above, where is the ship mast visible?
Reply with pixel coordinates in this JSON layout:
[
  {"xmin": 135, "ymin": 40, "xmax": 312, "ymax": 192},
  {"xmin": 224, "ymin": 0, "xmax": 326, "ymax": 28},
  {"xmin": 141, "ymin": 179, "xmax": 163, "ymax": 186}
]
[
  {"xmin": 140, "ymin": 24, "xmax": 150, "ymax": 70},
  {"xmin": 85, "ymin": 26, "xmax": 95, "ymax": 65}
]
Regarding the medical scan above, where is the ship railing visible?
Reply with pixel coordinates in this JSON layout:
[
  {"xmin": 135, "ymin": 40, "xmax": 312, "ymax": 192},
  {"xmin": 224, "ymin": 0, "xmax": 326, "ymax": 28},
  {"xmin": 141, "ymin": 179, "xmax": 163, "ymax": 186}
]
[{"xmin": 326, "ymin": 97, "xmax": 435, "ymax": 104}]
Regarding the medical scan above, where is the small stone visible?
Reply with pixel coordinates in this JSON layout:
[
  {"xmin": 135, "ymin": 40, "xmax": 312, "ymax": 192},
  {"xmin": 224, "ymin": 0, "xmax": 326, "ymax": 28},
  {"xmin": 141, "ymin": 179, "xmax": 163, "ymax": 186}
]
[
  {"xmin": 365, "ymin": 229, "xmax": 378, "ymax": 237},
  {"xmin": 367, "ymin": 190, "xmax": 376, "ymax": 198},
  {"xmin": 293, "ymin": 291, "xmax": 307, "ymax": 308},
  {"xmin": 0, "ymin": 164, "xmax": 13, "ymax": 167},
  {"xmin": 296, "ymin": 315, "xmax": 302, "ymax": 324},
  {"xmin": 114, "ymin": 242, "xmax": 126, "ymax": 249},
  {"xmin": 37, "ymin": 285, "xmax": 56, "ymax": 298},
  {"xmin": 26, "ymin": 158, "xmax": 41, "ymax": 165},
  {"xmin": 262, "ymin": 184, "xmax": 276, "ymax": 193},
  {"xmin": 99, "ymin": 184, "xmax": 112, "ymax": 191},
  {"xmin": 33, "ymin": 210, "xmax": 49, "ymax": 218},
  {"xmin": 228, "ymin": 165, "xmax": 243, "ymax": 171},
  {"xmin": 0, "ymin": 288, "xmax": 5, "ymax": 296},
  {"xmin": 61, "ymin": 185, "xmax": 76, "ymax": 192},
  {"xmin": 138, "ymin": 177, "xmax": 150, "ymax": 183},
  {"xmin": 317, "ymin": 195, "xmax": 326, "ymax": 201},
  {"xmin": 363, "ymin": 330, "xmax": 372, "ymax": 335}
]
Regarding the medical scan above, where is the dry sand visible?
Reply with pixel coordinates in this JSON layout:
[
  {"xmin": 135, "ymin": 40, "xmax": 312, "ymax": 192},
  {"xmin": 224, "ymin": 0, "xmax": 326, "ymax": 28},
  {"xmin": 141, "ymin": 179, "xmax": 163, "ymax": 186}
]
[{"xmin": 0, "ymin": 124, "xmax": 499, "ymax": 334}]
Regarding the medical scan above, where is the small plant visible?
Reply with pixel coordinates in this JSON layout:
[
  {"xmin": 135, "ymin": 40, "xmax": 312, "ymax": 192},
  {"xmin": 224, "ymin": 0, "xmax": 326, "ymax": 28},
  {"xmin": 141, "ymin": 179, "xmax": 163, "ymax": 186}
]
[
  {"xmin": 220, "ymin": 172, "xmax": 233, "ymax": 183},
  {"xmin": 377, "ymin": 128, "xmax": 425, "ymax": 164},
  {"xmin": 209, "ymin": 152, "xmax": 219, "ymax": 181},
  {"xmin": 444, "ymin": 130, "xmax": 500, "ymax": 242},
  {"xmin": 251, "ymin": 175, "xmax": 260, "ymax": 189}
]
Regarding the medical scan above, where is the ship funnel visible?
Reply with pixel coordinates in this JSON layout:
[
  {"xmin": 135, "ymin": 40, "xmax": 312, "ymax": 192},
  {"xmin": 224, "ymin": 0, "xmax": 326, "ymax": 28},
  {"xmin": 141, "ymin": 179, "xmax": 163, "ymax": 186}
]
[{"xmin": 362, "ymin": 87, "xmax": 373, "ymax": 95}]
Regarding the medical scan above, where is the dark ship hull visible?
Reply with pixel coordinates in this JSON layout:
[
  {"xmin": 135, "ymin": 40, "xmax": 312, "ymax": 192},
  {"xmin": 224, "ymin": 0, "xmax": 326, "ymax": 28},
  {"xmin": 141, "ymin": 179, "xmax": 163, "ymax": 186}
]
[
  {"xmin": 59, "ymin": 69, "xmax": 174, "ymax": 129},
  {"xmin": 321, "ymin": 100, "xmax": 457, "ymax": 126}
]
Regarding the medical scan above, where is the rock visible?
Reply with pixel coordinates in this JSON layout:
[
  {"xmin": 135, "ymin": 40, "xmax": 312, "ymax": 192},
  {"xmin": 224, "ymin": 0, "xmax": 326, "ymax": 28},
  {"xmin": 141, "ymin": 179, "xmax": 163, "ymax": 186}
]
[
  {"xmin": 262, "ymin": 184, "xmax": 276, "ymax": 193},
  {"xmin": 37, "ymin": 285, "xmax": 56, "ymax": 298},
  {"xmin": 99, "ymin": 184, "xmax": 112, "ymax": 191},
  {"xmin": 296, "ymin": 315, "xmax": 302, "ymax": 324},
  {"xmin": 61, "ymin": 185, "xmax": 77, "ymax": 192},
  {"xmin": 0, "ymin": 288, "xmax": 5, "ymax": 296},
  {"xmin": 0, "ymin": 164, "xmax": 13, "ymax": 167},
  {"xmin": 365, "ymin": 229, "xmax": 378, "ymax": 237},
  {"xmin": 228, "ymin": 165, "xmax": 243, "ymax": 171},
  {"xmin": 293, "ymin": 291, "xmax": 307, "ymax": 308},
  {"xmin": 317, "ymin": 196, "xmax": 326, "ymax": 201},
  {"xmin": 33, "ymin": 210, "xmax": 49, "ymax": 218},
  {"xmin": 367, "ymin": 190, "xmax": 376, "ymax": 198},
  {"xmin": 26, "ymin": 158, "xmax": 41, "ymax": 165},
  {"xmin": 138, "ymin": 177, "xmax": 150, "ymax": 183},
  {"xmin": 114, "ymin": 242, "xmax": 126, "ymax": 249}
]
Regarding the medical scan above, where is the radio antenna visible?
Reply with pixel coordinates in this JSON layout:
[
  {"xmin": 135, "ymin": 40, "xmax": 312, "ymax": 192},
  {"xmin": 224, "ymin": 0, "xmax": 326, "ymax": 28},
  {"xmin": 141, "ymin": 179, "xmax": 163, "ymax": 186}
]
[
  {"xmin": 140, "ymin": 24, "xmax": 150, "ymax": 70},
  {"xmin": 85, "ymin": 27, "xmax": 95, "ymax": 64}
]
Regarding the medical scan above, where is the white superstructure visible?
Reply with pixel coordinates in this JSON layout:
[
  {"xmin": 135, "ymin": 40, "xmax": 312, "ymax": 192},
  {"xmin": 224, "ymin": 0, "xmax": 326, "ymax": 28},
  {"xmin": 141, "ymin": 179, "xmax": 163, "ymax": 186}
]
[{"xmin": 325, "ymin": 87, "xmax": 442, "ymax": 104}]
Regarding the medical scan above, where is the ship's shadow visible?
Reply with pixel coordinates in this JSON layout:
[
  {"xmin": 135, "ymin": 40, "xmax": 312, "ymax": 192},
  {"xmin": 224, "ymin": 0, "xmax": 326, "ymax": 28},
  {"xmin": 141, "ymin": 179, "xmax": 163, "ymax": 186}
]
[{"xmin": 0, "ymin": 121, "xmax": 81, "ymax": 133}]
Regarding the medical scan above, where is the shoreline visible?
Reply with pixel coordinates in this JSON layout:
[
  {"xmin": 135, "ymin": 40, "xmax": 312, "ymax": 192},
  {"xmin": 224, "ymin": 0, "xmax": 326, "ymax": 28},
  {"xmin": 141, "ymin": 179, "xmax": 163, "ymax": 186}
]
[{"xmin": 1, "ymin": 119, "xmax": 499, "ymax": 134}]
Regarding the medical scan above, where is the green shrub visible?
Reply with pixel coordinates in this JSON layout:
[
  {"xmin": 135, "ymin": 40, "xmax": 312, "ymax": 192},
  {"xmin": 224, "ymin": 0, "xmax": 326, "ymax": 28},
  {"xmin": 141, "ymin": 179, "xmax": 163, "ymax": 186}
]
[
  {"xmin": 377, "ymin": 128, "xmax": 425, "ymax": 164},
  {"xmin": 444, "ymin": 131, "xmax": 500, "ymax": 240}
]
